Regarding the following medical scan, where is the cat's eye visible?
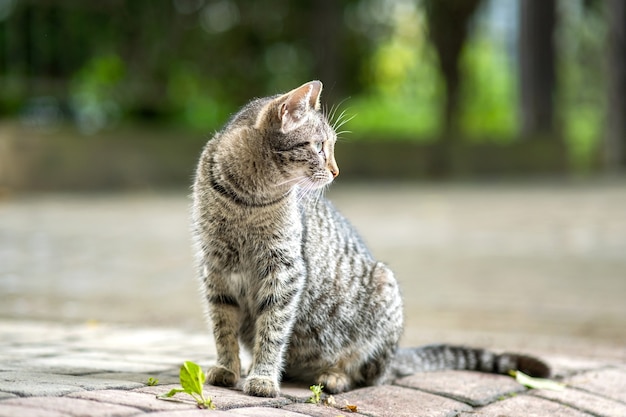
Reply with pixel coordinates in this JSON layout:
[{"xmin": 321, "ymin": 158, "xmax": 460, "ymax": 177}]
[{"xmin": 314, "ymin": 141, "xmax": 324, "ymax": 154}]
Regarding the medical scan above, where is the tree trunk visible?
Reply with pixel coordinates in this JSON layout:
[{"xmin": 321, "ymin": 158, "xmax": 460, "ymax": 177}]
[
  {"xmin": 308, "ymin": 0, "xmax": 344, "ymax": 103},
  {"xmin": 605, "ymin": 0, "xmax": 626, "ymax": 171},
  {"xmin": 423, "ymin": 0, "xmax": 482, "ymax": 177},
  {"xmin": 424, "ymin": 0, "xmax": 482, "ymax": 138},
  {"xmin": 518, "ymin": 0, "xmax": 557, "ymax": 138}
]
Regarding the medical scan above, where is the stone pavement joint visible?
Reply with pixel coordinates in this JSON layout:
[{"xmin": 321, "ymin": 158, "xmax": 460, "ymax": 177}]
[
  {"xmin": 394, "ymin": 370, "xmax": 527, "ymax": 406},
  {"xmin": 1, "ymin": 320, "xmax": 625, "ymax": 417}
]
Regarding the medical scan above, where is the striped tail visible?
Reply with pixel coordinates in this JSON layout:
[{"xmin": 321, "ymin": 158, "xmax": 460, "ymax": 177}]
[{"xmin": 390, "ymin": 344, "xmax": 551, "ymax": 379}]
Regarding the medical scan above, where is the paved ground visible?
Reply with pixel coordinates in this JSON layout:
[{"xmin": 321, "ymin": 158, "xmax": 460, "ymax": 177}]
[
  {"xmin": 0, "ymin": 319, "xmax": 625, "ymax": 416},
  {"xmin": 1, "ymin": 181, "xmax": 625, "ymax": 415}
]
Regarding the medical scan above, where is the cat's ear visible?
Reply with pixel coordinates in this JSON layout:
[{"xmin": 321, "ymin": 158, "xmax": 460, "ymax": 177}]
[{"xmin": 277, "ymin": 80, "xmax": 322, "ymax": 133}]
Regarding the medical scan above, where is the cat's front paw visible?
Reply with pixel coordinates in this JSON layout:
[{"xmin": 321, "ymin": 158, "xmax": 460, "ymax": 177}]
[
  {"xmin": 317, "ymin": 369, "xmax": 351, "ymax": 394},
  {"xmin": 243, "ymin": 375, "xmax": 279, "ymax": 397},
  {"xmin": 206, "ymin": 365, "xmax": 239, "ymax": 387}
]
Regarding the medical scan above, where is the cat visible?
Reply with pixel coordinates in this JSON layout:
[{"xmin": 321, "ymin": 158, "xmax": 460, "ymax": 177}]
[{"xmin": 191, "ymin": 80, "xmax": 550, "ymax": 398}]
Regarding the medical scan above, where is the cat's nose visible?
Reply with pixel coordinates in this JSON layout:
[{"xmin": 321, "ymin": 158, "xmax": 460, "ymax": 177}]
[{"xmin": 330, "ymin": 166, "xmax": 339, "ymax": 178}]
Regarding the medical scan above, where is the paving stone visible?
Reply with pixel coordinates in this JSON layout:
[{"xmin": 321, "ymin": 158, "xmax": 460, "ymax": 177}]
[
  {"xmin": 395, "ymin": 370, "xmax": 526, "ymax": 406},
  {"xmin": 133, "ymin": 383, "xmax": 291, "ymax": 410},
  {"xmin": 279, "ymin": 383, "xmax": 317, "ymax": 402},
  {"xmin": 87, "ymin": 371, "xmax": 179, "ymax": 385},
  {"xmin": 0, "ymin": 392, "xmax": 18, "ymax": 400},
  {"xmin": 0, "ymin": 371, "xmax": 143, "ymax": 396},
  {"xmin": 283, "ymin": 402, "xmax": 370, "ymax": 417},
  {"xmin": 0, "ymin": 379, "xmax": 85, "ymax": 397},
  {"xmin": 132, "ymin": 383, "xmax": 192, "ymax": 396},
  {"xmin": 227, "ymin": 406, "xmax": 311, "ymax": 417},
  {"xmin": 0, "ymin": 362, "xmax": 19, "ymax": 372},
  {"xmin": 147, "ymin": 410, "xmax": 233, "ymax": 416},
  {"xmin": 64, "ymin": 327, "xmax": 214, "ymax": 356},
  {"xmin": 0, "ymin": 403, "xmax": 69, "ymax": 417},
  {"xmin": 28, "ymin": 352, "xmax": 174, "ymax": 374},
  {"xmin": 543, "ymin": 355, "xmax": 608, "ymax": 379},
  {"xmin": 0, "ymin": 343, "xmax": 66, "ymax": 360},
  {"xmin": 565, "ymin": 368, "xmax": 626, "ymax": 403},
  {"xmin": 2, "ymin": 319, "xmax": 626, "ymax": 417},
  {"xmin": 17, "ymin": 362, "xmax": 108, "ymax": 376},
  {"xmin": 533, "ymin": 387, "xmax": 626, "ymax": 417},
  {"xmin": 0, "ymin": 321, "xmax": 79, "ymax": 344},
  {"xmin": 333, "ymin": 385, "xmax": 472, "ymax": 417},
  {"xmin": 2, "ymin": 396, "xmax": 140, "ymax": 417},
  {"xmin": 208, "ymin": 386, "xmax": 292, "ymax": 411},
  {"xmin": 458, "ymin": 395, "xmax": 591, "ymax": 417},
  {"xmin": 68, "ymin": 389, "xmax": 198, "ymax": 412}
]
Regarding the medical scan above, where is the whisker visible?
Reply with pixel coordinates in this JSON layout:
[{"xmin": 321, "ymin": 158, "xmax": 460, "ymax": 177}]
[
  {"xmin": 312, "ymin": 187, "xmax": 324, "ymax": 207},
  {"xmin": 325, "ymin": 97, "xmax": 352, "ymax": 132},
  {"xmin": 274, "ymin": 176, "xmax": 308, "ymax": 187},
  {"xmin": 333, "ymin": 111, "xmax": 356, "ymax": 132},
  {"xmin": 329, "ymin": 97, "xmax": 351, "ymax": 121},
  {"xmin": 331, "ymin": 113, "xmax": 345, "ymax": 132},
  {"xmin": 340, "ymin": 111, "xmax": 357, "ymax": 125},
  {"xmin": 297, "ymin": 180, "xmax": 321, "ymax": 205},
  {"xmin": 326, "ymin": 101, "xmax": 341, "ymax": 124},
  {"xmin": 295, "ymin": 186, "xmax": 310, "ymax": 205}
]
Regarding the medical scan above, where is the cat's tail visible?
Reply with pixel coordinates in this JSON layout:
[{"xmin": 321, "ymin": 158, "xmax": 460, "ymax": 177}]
[{"xmin": 389, "ymin": 344, "xmax": 550, "ymax": 380}]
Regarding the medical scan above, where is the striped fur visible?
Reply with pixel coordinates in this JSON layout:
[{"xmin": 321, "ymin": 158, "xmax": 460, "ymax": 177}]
[{"xmin": 191, "ymin": 81, "xmax": 550, "ymax": 398}]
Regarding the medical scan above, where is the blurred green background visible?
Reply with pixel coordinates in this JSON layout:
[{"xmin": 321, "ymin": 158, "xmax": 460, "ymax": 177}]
[{"xmin": 0, "ymin": 0, "xmax": 624, "ymax": 190}]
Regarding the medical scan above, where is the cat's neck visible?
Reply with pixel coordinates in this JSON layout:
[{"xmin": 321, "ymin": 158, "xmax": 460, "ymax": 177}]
[{"xmin": 210, "ymin": 130, "xmax": 292, "ymax": 208}]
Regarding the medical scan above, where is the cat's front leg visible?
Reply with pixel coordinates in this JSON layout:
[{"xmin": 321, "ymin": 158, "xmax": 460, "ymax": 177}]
[
  {"xmin": 244, "ymin": 267, "xmax": 303, "ymax": 397},
  {"xmin": 203, "ymin": 270, "xmax": 242, "ymax": 388},
  {"xmin": 206, "ymin": 303, "xmax": 240, "ymax": 387}
]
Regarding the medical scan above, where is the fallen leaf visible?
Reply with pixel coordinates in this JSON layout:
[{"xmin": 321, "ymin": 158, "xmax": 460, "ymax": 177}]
[
  {"xmin": 343, "ymin": 401, "xmax": 358, "ymax": 412},
  {"xmin": 512, "ymin": 370, "xmax": 565, "ymax": 391}
]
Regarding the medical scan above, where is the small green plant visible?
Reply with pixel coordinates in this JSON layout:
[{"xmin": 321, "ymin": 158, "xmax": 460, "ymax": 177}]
[
  {"xmin": 306, "ymin": 384, "xmax": 324, "ymax": 404},
  {"xmin": 146, "ymin": 377, "xmax": 159, "ymax": 386},
  {"xmin": 158, "ymin": 361, "xmax": 216, "ymax": 409},
  {"xmin": 510, "ymin": 370, "xmax": 565, "ymax": 391}
]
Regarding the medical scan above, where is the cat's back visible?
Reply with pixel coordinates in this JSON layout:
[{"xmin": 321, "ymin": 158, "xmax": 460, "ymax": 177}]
[
  {"xmin": 297, "ymin": 195, "xmax": 378, "ymax": 295},
  {"xmin": 299, "ymin": 196, "xmax": 371, "ymax": 258}
]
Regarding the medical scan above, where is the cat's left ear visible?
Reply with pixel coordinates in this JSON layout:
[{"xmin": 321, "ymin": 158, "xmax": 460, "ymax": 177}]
[{"xmin": 278, "ymin": 80, "xmax": 322, "ymax": 133}]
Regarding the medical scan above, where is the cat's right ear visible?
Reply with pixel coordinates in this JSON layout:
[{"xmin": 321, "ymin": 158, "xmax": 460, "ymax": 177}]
[{"xmin": 277, "ymin": 80, "xmax": 322, "ymax": 133}]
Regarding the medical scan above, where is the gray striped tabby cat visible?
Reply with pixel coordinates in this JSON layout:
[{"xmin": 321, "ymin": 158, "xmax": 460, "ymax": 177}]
[{"xmin": 191, "ymin": 81, "xmax": 550, "ymax": 398}]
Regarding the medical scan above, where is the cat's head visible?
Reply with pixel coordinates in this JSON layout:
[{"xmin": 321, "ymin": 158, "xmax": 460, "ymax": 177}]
[{"xmin": 254, "ymin": 81, "xmax": 339, "ymax": 191}]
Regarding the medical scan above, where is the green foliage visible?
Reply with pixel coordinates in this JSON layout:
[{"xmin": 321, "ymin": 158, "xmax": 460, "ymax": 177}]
[
  {"xmin": 557, "ymin": 3, "xmax": 606, "ymax": 171},
  {"xmin": 564, "ymin": 105, "xmax": 603, "ymax": 170},
  {"xmin": 347, "ymin": 3, "xmax": 444, "ymax": 139},
  {"xmin": 167, "ymin": 65, "xmax": 234, "ymax": 132},
  {"xmin": 158, "ymin": 361, "xmax": 216, "ymax": 409},
  {"xmin": 346, "ymin": 95, "xmax": 440, "ymax": 140},
  {"xmin": 70, "ymin": 53, "xmax": 125, "ymax": 134},
  {"xmin": 306, "ymin": 384, "xmax": 324, "ymax": 404},
  {"xmin": 459, "ymin": 36, "xmax": 518, "ymax": 142},
  {"xmin": 70, "ymin": 53, "xmax": 125, "ymax": 103},
  {"xmin": 0, "ymin": 0, "xmax": 614, "ymax": 170},
  {"xmin": 146, "ymin": 377, "xmax": 158, "ymax": 386}
]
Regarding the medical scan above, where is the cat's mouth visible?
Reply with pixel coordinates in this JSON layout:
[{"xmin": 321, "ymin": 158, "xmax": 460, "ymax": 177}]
[
  {"xmin": 311, "ymin": 171, "xmax": 335, "ymax": 188},
  {"xmin": 280, "ymin": 169, "xmax": 335, "ymax": 194},
  {"xmin": 292, "ymin": 172, "xmax": 334, "ymax": 193}
]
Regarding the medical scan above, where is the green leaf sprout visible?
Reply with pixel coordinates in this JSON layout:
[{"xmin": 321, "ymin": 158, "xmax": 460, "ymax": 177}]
[
  {"xmin": 306, "ymin": 384, "xmax": 324, "ymax": 404},
  {"xmin": 158, "ymin": 361, "xmax": 216, "ymax": 409}
]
